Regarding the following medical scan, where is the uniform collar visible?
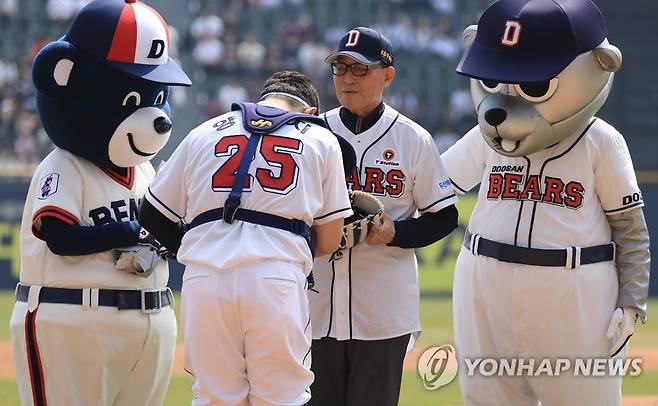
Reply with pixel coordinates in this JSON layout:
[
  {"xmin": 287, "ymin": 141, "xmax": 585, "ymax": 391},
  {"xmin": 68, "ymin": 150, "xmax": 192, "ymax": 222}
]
[{"xmin": 339, "ymin": 102, "xmax": 385, "ymax": 135}]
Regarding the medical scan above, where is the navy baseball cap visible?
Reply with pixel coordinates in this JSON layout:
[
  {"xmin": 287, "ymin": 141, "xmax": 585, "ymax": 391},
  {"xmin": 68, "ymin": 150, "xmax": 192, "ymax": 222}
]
[
  {"xmin": 64, "ymin": 0, "xmax": 191, "ymax": 86},
  {"xmin": 457, "ymin": 0, "xmax": 608, "ymax": 83},
  {"xmin": 325, "ymin": 27, "xmax": 395, "ymax": 66}
]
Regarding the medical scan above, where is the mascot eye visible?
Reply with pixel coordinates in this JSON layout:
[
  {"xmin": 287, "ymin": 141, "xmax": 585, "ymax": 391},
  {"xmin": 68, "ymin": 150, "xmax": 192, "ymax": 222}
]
[
  {"xmin": 514, "ymin": 78, "xmax": 559, "ymax": 103},
  {"xmin": 122, "ymin": 91, "xmax": 142, "ymax": 107},
  {"xmin": 154, "ymin": 91, "xmax": 165, "ymax": 105},
  {"xmin": 479, "ymin": 80, "xmax": 503, "ymax": 93}
]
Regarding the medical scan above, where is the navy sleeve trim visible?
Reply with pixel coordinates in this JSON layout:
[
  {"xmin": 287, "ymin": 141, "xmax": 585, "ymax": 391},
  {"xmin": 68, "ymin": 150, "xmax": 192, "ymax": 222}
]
[
  {"xmin": 314, "ymin": 206, "xmax": 351, "ymax": 220},
  {"xmin": 147, "ymin": 187, "xmax": 183, "ymax": 220},
  {"xmin": 450, "ymin": 178, "xmax": 468, "ymax": 194},
  {"xmin": 419, "ymin": 193, "xmax": 457, "ymax": 212},
  {"xmin": 604, "ymin": 202, "xmax": 644, "ymax": 214}
]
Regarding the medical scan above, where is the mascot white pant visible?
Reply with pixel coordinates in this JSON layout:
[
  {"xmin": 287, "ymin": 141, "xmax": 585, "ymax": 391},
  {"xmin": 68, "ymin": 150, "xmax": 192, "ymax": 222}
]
[{"xmin": 453, "ymin": 248, "xmax": 623, "ymax": 406}]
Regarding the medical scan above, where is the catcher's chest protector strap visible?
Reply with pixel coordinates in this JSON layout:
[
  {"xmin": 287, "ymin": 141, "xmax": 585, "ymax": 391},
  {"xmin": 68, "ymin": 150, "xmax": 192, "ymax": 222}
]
[{"xmin": 188, "ymin": 103, "xmax": 316, "ymax": 254}]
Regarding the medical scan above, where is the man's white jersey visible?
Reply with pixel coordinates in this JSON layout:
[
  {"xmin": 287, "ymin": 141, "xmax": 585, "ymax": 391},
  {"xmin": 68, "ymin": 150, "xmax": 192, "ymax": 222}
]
[
  {"xmin": 310, "ymin": 104, "xmax": 458, "ymax": 341},
  {"xmin": 442, "ymin": 118, "xmax": 644, "ymax": 248},
  {"xmin": 20, "ymin": 148, "xmax": 167, "ymax": 289},
  {"xmin": 146, "ymin": 110, "xmax": 352, "ymax": 274}
]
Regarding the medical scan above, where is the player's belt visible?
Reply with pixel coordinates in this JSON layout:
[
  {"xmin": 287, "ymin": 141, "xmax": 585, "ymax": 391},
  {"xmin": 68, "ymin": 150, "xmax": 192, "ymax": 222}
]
[
  {"xmin": 188, "ymin": 207, "xmax": 313, "ymax": 248},
  {"xmin": 15, "ymin": 284, "xmax": 172, "ymax": 313},
  {"xmin": 463, "ymin": 229, "xmax": 615, "ymax": 269}
]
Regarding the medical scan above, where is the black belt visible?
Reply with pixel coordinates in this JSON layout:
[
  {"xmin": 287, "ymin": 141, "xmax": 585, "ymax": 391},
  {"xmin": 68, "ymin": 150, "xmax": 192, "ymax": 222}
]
[
  {"xmin": 189, "ymin": 207, "xmax": 314, "ymax": 253},
  {"xmin": 15, "ymin": 284, "xmax": 171, "ymax": 312},
  {"xmin": 463, "ymin": 229, "xmax": 614, "ymax": 269}
]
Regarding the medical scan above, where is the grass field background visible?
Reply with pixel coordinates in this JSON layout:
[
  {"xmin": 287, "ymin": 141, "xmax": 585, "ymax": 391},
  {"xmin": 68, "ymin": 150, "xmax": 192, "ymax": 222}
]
[{"xmin": 1, "ymin": 195, "xmax": 656, "ymax": 405}]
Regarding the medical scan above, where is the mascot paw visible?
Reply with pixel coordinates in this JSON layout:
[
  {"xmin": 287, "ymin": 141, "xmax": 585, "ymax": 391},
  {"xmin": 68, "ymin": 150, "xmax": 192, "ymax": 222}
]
[
  {"xmin": 606, "ymin": 307, "xmax": 638, "ymax": 357},
  {"xmin": 113, "ymin": 246, "xmax": 163, "ymax": 278}
]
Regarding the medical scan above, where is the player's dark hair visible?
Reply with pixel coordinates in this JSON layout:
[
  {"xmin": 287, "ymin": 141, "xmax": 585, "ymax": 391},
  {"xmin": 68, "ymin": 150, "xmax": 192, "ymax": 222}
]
[{"xmin": 260, "ymin": 71, "xmax": 321, "ymax": 113}]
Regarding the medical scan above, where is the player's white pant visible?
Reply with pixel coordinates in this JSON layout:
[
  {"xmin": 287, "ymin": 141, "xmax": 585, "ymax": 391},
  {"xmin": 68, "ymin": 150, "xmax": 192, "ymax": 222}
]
[
  {"xmin": 181, "ymin": 260, "xmax": 313, "ymax": 406},
  {"xmin": 10, "ymin": 299, "xmax": 176, "ymax": 406},
  {"xmin": 453, "ymin": 247, "xmax": 622, "ymax": 406}
]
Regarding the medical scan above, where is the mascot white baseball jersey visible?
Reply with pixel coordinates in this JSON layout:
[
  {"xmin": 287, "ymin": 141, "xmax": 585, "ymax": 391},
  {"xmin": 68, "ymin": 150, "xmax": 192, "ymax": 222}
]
[
  {"xmin": 145, "ymin": 104, "xmax": 352, "ymax": 405},
  {"xmin": 11, "ymin": 148, "xmax": 175, "ymax": 406},
  {"xmin": 310, "ymin": 104, "xmax": 457, "ymax": 342},
  {"xmin": 447, "ymin": 119, "xmax": 643, "ymax": 249},
  {"xmin": 20, "ymin": 149, "xmax": 168, "ymax": 288}
]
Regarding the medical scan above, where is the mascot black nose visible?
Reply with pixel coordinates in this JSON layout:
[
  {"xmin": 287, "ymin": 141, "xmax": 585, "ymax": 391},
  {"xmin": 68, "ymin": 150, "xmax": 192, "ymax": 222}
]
[
  {"xmin": 484, "ymin": 108, "xmax": 507, "ymax": 127},
  {"xmin": 154, "ymin": 116, "xmax": 172, "ymax": 134}
]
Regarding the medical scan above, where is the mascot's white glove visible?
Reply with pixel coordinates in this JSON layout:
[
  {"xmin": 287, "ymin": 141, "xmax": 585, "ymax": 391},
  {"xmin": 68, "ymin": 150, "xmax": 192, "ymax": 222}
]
[
  {"xmin": 113, "ymin": 228, "xmax": 167, "ymax": 278},
  {"xmin": 606, "ymin": 307, "xmax": 639, "ymax": 357}
]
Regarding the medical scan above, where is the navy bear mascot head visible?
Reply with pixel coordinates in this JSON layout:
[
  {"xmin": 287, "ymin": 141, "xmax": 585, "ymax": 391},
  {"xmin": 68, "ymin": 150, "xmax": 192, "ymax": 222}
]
[{"xmin": 32, "ymin": 0, "xmax": 191, "ymax": 170}]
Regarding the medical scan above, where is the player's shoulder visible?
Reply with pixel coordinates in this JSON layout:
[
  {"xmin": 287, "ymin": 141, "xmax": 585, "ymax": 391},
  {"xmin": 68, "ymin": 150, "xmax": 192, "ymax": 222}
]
[{"xmin": 385, "ymin": 104, "xmax": 433, "ymax": 141}]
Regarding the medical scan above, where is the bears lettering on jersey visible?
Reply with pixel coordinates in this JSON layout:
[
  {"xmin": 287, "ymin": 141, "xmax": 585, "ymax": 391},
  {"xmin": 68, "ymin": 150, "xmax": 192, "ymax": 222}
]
[
  {"xmin": 346, "ymin": 166, "xmax": 405, "ymax": 197},
  {"xmin": 487, "ymin": 172, "xmax": 584, "ymax": 209},
  {"xmin": 89, "ymin": 198, "xmax": 140, "ymax": 225}
]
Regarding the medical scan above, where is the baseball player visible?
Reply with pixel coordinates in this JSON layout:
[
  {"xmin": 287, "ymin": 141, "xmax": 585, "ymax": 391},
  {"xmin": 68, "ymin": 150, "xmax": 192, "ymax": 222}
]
[
  {"xmin": 9, "ymin": 1, "xmax": 191, "ymax": 405},
  {"xmin": 139, "ymin": 71, "xmax": 354, "ymax": 405},
  {"xmin": 443, "ymin": 1, "xmax": 651, "ymax": 405},
  {"xmin": 308, "ymin": 27, "xmax": 459, "ymax": 406}
]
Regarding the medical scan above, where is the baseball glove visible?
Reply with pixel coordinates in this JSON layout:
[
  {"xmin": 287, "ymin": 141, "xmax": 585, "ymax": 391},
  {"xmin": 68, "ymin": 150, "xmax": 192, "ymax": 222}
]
[{"xmin": 331, "ymin": 190, "xmax": 384, "ymax": 260}]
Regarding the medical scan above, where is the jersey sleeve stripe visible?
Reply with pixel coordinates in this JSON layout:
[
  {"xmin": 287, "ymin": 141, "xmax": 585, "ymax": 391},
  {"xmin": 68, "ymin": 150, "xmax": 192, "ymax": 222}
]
[
  {"xmin": 450, "ymin": 178, "xmax": 468, "ymax": 194},
  {"xmin": 418, "ymin": 193, "xmax": 457, "ymax": 212},
  {"xmin": 314, "ymin": 206, "xmax": 351, "ymax": 221},
  {"xmin": 31, "ymin": 206, "xmax": 80, "ymax": 240},
  {"xmin": 604, "ymin": 202, "xmax": 645, "ymax": 214},
  {"xmin": 146, "ymin": 187, "xmax": 183, "ymax": 220}
]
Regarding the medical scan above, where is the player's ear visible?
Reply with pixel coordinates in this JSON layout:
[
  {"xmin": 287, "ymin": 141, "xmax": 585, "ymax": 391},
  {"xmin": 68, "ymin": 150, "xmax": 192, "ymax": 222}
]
[
  {"xmin": 383, "ymin": 66, "xmax": 395, "ymax": 87},
  {"xmin": 303, "ymin": 106, "xmax": 318, "ymax": 116}
]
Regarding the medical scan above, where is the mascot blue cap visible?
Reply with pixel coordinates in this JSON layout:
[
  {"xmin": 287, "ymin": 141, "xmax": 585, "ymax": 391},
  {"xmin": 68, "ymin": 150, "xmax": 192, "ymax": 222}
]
[
  {"xmin": 457, "ymin": 0, "xmax": 607, "ymax": 83},
  {"xmin": 32, "ymin": 0, "xmax": 191, "ymax": 170}
]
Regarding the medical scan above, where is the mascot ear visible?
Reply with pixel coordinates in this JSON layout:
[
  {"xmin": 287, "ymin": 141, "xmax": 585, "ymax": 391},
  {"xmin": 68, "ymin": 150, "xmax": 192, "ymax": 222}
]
[
  {"xmin": 32, "ymin": 41, "xmax": 80, "ymax": 97},
  {"xmin": 462, "ymin": 25, "xmax": 478, "ymax": 46},
  {"xmin": 593, "ymin": 39, "xmax": 622, "ymax": 72}
]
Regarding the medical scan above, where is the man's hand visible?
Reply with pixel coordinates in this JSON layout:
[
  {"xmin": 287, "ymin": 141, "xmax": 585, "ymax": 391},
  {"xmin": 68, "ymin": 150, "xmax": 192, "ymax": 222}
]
[
  {"xmin": 366, "ymin": 212, "xmax": 395, "ymax": 245},
  {"xmin": 606, "ymin": 307, "xmax": 639, "ymax": 357}
]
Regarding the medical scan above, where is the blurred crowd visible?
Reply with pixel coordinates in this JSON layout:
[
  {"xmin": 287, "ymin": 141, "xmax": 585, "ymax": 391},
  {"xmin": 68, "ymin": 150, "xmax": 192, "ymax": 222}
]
[{"xmin": 0, "ymin": 0, "xmax": 482, "ymax": 166}]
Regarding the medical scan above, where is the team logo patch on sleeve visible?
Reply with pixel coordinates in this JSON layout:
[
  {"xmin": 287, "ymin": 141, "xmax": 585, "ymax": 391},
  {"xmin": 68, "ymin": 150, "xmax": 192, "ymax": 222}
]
[
  {"xmin": 438, "ymin": 178, "xmax": 452, "ymax": 190},
  {"xmin": 38, "ymin": 173, "xmax": 60, "ymax": 200}
]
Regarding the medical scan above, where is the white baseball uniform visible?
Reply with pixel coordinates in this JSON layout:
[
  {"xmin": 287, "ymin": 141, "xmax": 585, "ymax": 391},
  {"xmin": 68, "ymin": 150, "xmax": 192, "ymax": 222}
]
[
  {"xmin": 10, "ymin": 147, "xmax": 175, "ymax": 406},
  {"xmin": 310, "ymin": 104, "xmax": 457, "ymax": 344},
  {"xmin": 442, "ymin": 118, "xmax": 643, "ymax": 406},
  {"xmin": 145, "ymin": 108, "xmax": 352, "ymax": 405}
]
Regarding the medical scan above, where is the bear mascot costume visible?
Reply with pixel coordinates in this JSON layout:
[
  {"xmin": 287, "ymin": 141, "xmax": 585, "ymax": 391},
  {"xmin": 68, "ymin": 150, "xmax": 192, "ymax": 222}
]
[
  {"xmin": 9, "ymin": 1, "xmax": 191, "ymax": 405},
  {"xmin": 441, "ymin": 0, "xmax": 650, "ymax": 405}
]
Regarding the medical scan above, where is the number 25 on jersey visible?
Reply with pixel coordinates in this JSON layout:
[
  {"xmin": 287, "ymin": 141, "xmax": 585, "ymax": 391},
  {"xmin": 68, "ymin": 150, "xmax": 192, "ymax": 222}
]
[{"xmin": 212, "ymin": 134, "xmax": 303, "ymax": 195}]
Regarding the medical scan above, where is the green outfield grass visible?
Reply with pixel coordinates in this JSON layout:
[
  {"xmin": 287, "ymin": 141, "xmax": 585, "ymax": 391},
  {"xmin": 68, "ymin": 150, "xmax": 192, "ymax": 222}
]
[{"xmin": 2, "ymin": 195, "xmax": 657, "ymax": 404}]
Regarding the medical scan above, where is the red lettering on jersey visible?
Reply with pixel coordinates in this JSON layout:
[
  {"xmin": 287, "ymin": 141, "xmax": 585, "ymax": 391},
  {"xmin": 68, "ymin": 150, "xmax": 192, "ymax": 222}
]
[
  {"xmin": 363, "ymin": 167, "xmax": 386, "ymax": 195},
  {"xmin": 385, "ymin": 169, "xmax": 405, "ymax": 197},
  {"xmin": 519, "ymin": 175, "xmax": 542, "ymax": 201},
  {"xmin": 487, "ymin": 173, "xmax": 504, "ymax": 199},
  {"xmin": 564, "ymin": 181, "xmax": 585, "ymax": 209},
  {"xmin": 212, "ymin": 135, "xmax": 251, "ymax": 191},
  {"xmin": 543, "ymin": 176, "xmax": 565, "ymax": 205},
  {"xmin": 256, "ymin": 135, "xmax": 302, "ymax": 194},
  {"xmin": 345, "ymin": 167, "xmax": 361, "ymax": 191},
  {"xmin": 501, "ymin": 173, "xmax": 523, "ymax": 199}
]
